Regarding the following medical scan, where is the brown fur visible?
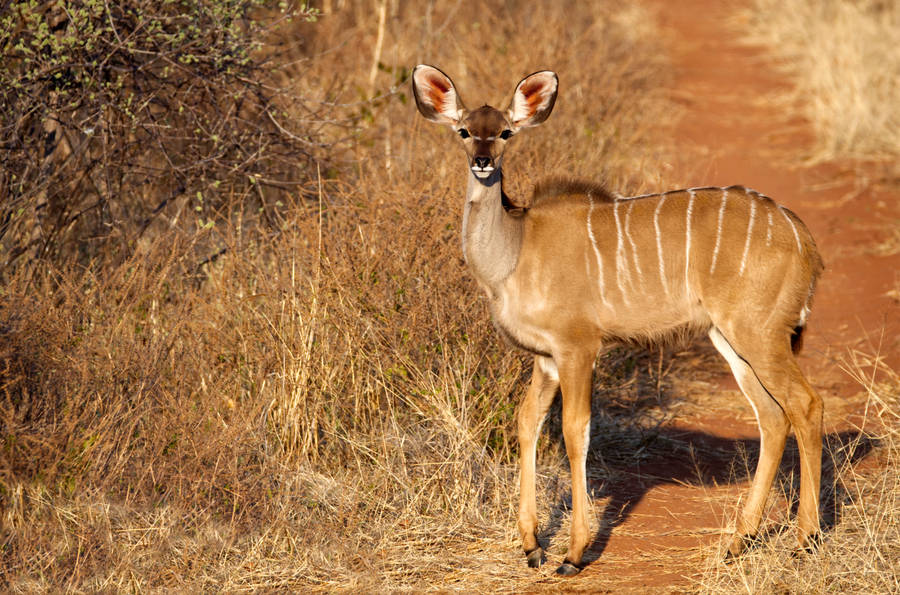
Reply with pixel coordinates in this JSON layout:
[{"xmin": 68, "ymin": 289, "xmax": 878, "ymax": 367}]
[{"xmin": 531, "ymin": 177, "xmax": 616, "ymax": 206}]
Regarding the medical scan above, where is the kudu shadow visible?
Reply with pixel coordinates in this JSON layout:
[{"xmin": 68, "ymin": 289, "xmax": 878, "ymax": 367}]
[{"xmin": 530, "ymin": 345, "xmax": 877, "ymax": 569}]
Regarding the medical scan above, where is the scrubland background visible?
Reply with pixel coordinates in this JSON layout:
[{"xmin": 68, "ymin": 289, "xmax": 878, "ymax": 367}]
[
  {"xmin": 0, "ymin": 1, "xmax": 680, "ymax": 589},
  {"xmin": 0, "ymin": 0, "xmax": 897, "ymax": 591},
  {"xmin": 743, "ymin": 0, "xmax": 900, "ymax": 171}
]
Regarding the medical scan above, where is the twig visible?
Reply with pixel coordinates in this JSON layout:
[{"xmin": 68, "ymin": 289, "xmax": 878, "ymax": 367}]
[{"xmin": 367, "ymin": 0, "xmax": 388, "ymax": 98}]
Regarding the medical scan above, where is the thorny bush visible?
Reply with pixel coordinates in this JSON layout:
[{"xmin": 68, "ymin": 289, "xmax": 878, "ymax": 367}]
[{"xmin": 0, "ymin": 0, "xmax": 323, "ymax": 276}]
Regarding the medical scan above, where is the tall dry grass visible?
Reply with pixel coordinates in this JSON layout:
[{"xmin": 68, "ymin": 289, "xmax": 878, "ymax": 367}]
[
  {"xmin": 741, "ymin": 0, "xmax": 900, "ymax": 171},
  {"xmin": 1, "ymin": 1, "xmax": 684, "ymax": 590}
]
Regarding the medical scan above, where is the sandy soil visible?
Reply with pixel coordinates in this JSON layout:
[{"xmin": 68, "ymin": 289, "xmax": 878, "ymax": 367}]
[{"xmin": 560, "ymin": 1, "xmax": 899, "ymax": 590}]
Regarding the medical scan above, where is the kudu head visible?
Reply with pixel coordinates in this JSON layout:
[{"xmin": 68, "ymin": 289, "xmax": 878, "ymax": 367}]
[{"xmin": 412, "ymin": 65, "xmax": 558, "ymax": 180}]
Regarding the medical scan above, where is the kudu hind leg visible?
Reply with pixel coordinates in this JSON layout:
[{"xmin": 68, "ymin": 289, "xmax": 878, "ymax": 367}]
[
  {"xmin": 772, "ymin": 361, "xmax": 824, "ymax": 550},
  {"xmin": 717, "ymin": 329, "xmax": 824, "ymax": 552},
  {"xmin": 518, "ymin": 356, "xmax": 559, "ymax": 568},
  {"xmin": 709, "ymin": 328, "xmax": 790, "ymax": 557}
]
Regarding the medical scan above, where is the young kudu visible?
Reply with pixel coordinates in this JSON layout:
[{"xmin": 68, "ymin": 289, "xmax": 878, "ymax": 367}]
[{"xmin": 412, "ymin": 65, "xmax": 825, "ymax": 576}]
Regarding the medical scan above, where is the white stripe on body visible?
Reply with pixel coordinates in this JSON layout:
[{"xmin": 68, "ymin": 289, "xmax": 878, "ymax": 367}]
[
  {"xmin": 653, "ymin": 195, "xmax": 669, "ymax": 297},
  {"xmin": 587, "ymin": 197, "xmax": 613, "ymax": 309},
  {"xmin": 766, "ymin": 209, "xmax": 774, "ymax": 247},
  {"xmin": 779, "ymin": 206, "xmax": 803, "ymax": 252},
  {"xmin": 739, "ymin": 199, "xmax": 757, "ymax": 276},
  {"xmin": 613, "ymin": 201, "xmax": 632, "ymax": 304},
  {"xmin": 685, "ymin": 189, "xmax": 696, "ymax": 289},
  {"xmin": 710, "ymin": 188, "xmax": 729, "ymax": 274},
  {"xmin": 624, "ymin": 200, "xmax": 643, "ymax": 289}
]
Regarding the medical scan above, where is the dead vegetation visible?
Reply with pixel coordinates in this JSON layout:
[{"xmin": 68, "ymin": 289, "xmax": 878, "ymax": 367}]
[{"xmin": 741, "ymin": 0, "xmax": 900, "ymax": 175}]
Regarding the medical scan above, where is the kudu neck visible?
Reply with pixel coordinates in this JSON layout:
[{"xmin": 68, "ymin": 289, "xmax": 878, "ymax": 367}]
[{"xmin": 462, "ymin": 166, "xmax": 523, "ymax": 293}]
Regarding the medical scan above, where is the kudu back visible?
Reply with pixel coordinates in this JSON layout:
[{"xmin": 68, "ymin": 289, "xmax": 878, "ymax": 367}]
[{"xmin": 412, "ymin": 64, "xmax": 825, "ymax": 576}]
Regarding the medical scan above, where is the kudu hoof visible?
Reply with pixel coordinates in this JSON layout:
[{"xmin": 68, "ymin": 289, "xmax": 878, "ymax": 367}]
[
  {"xmin": 555, "ymin": 559, "xmax": 584, "ymax": 576},
  {"xmin": 792, "ymin": 531, "xmax": 823, "ymax": 558},
  {"xmin": 525, "ymin": 547, "xmax": 544, "ymax": 568},
  {"xmin": 723, "ymin": 533, "xmax": 763, "ymax": 562}
]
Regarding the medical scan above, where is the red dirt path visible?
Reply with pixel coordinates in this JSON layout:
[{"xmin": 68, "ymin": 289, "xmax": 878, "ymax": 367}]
[{"xmin": 565, "ymin": 1, "xmax": 900, "ymax": 591}]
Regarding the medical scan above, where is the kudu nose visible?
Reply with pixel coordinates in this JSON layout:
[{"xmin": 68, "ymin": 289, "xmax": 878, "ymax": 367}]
[{"xmin": 473, "ymin": 156, "xmax": 491, "ymax": 169}]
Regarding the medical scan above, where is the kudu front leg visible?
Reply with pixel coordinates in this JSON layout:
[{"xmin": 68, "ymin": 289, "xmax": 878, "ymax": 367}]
[
  {"xmin": 556, "ymin": 351, "xmax": 595, "ymax": 576},
  {"xmin": 517, "ymin": 356, "xmax": 560, "ymax": 568}
]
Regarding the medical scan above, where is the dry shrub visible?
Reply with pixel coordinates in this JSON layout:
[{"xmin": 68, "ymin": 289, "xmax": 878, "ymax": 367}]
[
  {"xmin": 741, "ymin": 0, "xmax": 900, "ymax": 170},
  {"xmin": 1, "ymin": 0, "xmax": 684, "ymax": 590},
  {"xmin": 0, "ymin": 1, "xmax": 325, "ymax": 273}
]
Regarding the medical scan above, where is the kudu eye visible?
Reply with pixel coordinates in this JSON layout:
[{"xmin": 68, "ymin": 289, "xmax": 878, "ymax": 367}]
[
  {"xmin": 458, "ymin": 128, "xmax": 470, "ymax": 139},
  {"xmin": 500, "ymin": 129, "xmax": 512, "ymax": 140}
]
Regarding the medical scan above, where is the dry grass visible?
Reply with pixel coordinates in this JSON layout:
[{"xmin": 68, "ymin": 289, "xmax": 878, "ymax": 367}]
[
  {"xmin": 741, "ymin": 0, "xmax": 900, "ymax": 172},
  {"xmin": 0, "ymin": 1, "xmax": 684, "ymax": 590}
]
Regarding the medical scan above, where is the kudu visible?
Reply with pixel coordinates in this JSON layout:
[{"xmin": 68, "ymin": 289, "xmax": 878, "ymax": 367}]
[{"xmin": 412, "ymin": 64, "xmax": 824, "ymax": 576}]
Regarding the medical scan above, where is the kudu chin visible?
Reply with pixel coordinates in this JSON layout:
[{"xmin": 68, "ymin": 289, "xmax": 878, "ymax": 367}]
[{"xmin": 412, "ymin": 64, "xmax": 825, "ymax": 576}]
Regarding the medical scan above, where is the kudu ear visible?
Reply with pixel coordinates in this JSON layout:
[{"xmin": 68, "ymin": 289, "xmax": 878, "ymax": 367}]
[
  {"xmin": 507, "ymin": 70, "xmax": 558, "ymax": 130},
  {"xmin": 412, "ymin": 65, "xmax": 467, "ymax": 126}
]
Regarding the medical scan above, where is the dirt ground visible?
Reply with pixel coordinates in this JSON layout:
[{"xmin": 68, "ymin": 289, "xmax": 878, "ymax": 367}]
[{"xmin": 559, "ymin": 1, "xmax": 899, "ymax": 590}]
